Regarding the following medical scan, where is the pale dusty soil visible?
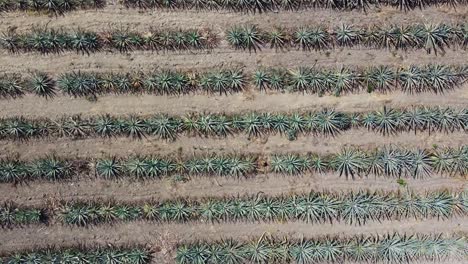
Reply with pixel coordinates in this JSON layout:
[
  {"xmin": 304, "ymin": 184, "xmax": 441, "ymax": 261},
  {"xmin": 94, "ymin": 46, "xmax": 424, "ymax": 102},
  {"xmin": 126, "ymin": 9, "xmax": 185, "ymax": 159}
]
[
  {"xmin": 0, "ymin": 49, "xmax": 467, "ymax": 75},
  {"xmin": 1, "ymin": 130, "xmax": 466, "ymax": 159},
  {"xmin": 1, "ymin": 85, "xmax": 467, "ymax": 118},
  {"xmin": 0, "ymin": 173, "xmax": 465, "ymax": 205},
  {"xmin": 0, "ymin": 218, "xmax": 466, "ymax": 263}
]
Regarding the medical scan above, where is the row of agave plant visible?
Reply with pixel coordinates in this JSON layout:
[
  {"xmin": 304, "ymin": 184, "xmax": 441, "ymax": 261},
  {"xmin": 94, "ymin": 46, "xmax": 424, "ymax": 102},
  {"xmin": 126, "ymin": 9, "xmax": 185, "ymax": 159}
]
[
  {"xmin": 176, "ymin": 234, "xmax": 466, "ymax": 264},
  {"xmin": 0, "ymin": 28, "xmax": 217, "ymax": 54},
  {"xmin": 226, "ymin": 24, "xmax": 468, "ymax": 54},
  {"xmin": 1, "ymin": 190, "xmax": 466, "ymax": 227},
  {"xmin": 0, "ymin": 203, "xmax": 43, "ymax": 227},
  {"xmin": 122, "ymin": 0, "xmax": 468, "ymax": 12},
  {"xmin": 1, "ymin": 64, "xmax": 466, "ymax": 99},
  {"xmin": 1, "ymin": 145, "xmax": 467, "ymax": 183},
  {"xmin": 1, "ymin": 23, "xmax": 467, "ymax": 55},
  {"xmin": 0, "ymin": 107, "xmax": 467, "ymax": 141},
  {"xmin": 59, "ymin": 191, "xmax": 467, "ymax": 226},
  {"xmin": 2, "ymin": 246, "xmax": 151, "ymax": 264},
  {"xmin": 0, "ymin": 0, "xmax": 105, "ymax": 15},
  {"xmin": 0, "ymin": 69, "xmax": 244, "ymax": 99}
]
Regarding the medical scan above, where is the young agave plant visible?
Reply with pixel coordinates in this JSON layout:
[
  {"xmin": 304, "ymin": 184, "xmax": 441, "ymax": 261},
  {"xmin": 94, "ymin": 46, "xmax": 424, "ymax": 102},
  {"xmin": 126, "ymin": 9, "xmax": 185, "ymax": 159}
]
[
  {"xmin": 69, "ymin": 29, "xmax": 101, "ymax": 55},
  {"xmin": 96, "ymin": 158, "xmax": 123, "ymax": 179},
  {"xmin": 0, "ymin": 74, "xmax": 25, "ymax": 99},
  {"xmin": 0, "ymin": 31, "xmax": 22, "ymax": 53},
  {"xmin": 27, "ymin": 72, "xmax": 56, "ymax": 98},
  {"xmin": 334, "ymin": 24, "xmax": 361, "ymax": 47},
  {"xmin": 331, "ymin": 148, "xmax": 369, "ymax": 179},
  {"xmin": 267, "ymin": 27, "xmax": 289, "ymax": 50},
  {"xmin": 293, "ymin": 26, "xmax": 330, "ymax": 51},
  {"xmin": 110, "ymin": 29, "xmax": 143, "ymax": 53},
  {"xmin": 417, "ymin": 24, "xmax": 454, "ymax": 55}
]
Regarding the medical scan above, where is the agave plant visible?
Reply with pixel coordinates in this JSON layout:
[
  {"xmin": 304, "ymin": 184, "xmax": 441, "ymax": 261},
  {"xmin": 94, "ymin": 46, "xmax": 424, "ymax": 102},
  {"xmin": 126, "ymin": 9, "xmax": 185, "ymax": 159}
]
[
  {"xmin": 331, "ymin": 148, "xmax": 369, "ymax": 179},
  {"xmin": 416, "ymin": 24, "xmax": 453, "ymax": 55},
  {"xmin": 0, "ymin": 74, "xmax": 25, "ymax": 99},
  {"xmin": 27, "ymin": 72, "xmax": 56, "ymax": 98},
  {"xmin": 96, "ymin": 158, "xmax": 123, "ymax": 179},
  {"xmin": 334, "ymin": 24, "xmax": 362, "ymax": 47}
]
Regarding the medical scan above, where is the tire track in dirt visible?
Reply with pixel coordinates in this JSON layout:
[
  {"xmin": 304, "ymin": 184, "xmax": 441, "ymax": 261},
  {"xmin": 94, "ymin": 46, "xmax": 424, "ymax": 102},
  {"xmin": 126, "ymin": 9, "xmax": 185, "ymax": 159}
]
[
  {"xmin": 1, "ymin": 85, "xmax": 467, "ymax": 118},
  {"xmin": 0, "ymin": 218, "xmax": 466, "ymax": 263},
  {"xmin": 1, "ymin": 130, "xmax": 466, "ymax": 159},
  {"xmin": 0, "ymin": 173, "xmax": 465, "ymax": 206},
  {"xmin": 1, "ymin": 6, "xmax": 466, "ymax": 32}
]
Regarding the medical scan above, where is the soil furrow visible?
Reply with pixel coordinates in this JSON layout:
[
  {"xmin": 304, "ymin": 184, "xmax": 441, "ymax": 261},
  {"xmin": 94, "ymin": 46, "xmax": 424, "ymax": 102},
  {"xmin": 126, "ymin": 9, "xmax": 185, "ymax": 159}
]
[
  {"xmin": 1, "ymin": 6, "xmax": 466, "ymax": 32},
  {"xmin": 1, "ymin": 86, "xmax": 467, "ymax": 118},
  {"xmin": 1, "ymin": 130, "xmax": 466, "ymax": 159},
  {"xmin": 0, "ymin": 173, "xmax": 465, "ymax": 206},
  {"xmin": 0, "ymin": 218, "xmax": 466, "ymax": 263}
]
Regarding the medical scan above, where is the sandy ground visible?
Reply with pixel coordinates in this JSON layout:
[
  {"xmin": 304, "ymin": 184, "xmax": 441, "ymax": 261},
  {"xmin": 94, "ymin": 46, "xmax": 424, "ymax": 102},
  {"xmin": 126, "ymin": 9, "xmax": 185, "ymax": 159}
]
[{"xmin": 0, "ymin": 218, "xmax": 466, "ymax": 263}]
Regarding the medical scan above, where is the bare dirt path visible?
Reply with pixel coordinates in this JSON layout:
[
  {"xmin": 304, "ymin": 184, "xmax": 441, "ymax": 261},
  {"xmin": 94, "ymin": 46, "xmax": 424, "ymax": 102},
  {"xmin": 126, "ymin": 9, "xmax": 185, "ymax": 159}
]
[
  {"xmin": 1, "ymin": 85, "xmax": 467, "ymax": 118},
  {"xmin": 1, "ymin": 48, "xmax": 467, "ymax": 75},
  {"xmin": 0, "ymin": 217, "xmax": 466, "ymax": 263},
  {"xmin": 1, "ymin": 130, "xmax": 466, "ymax": 159},
  {"xmin": 1, "ymin": 173, "xmax": 465, "ymax": 205},
  {"xmin": 1, "ymin": 6, "xmax": 466, "ymax": 32}
]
